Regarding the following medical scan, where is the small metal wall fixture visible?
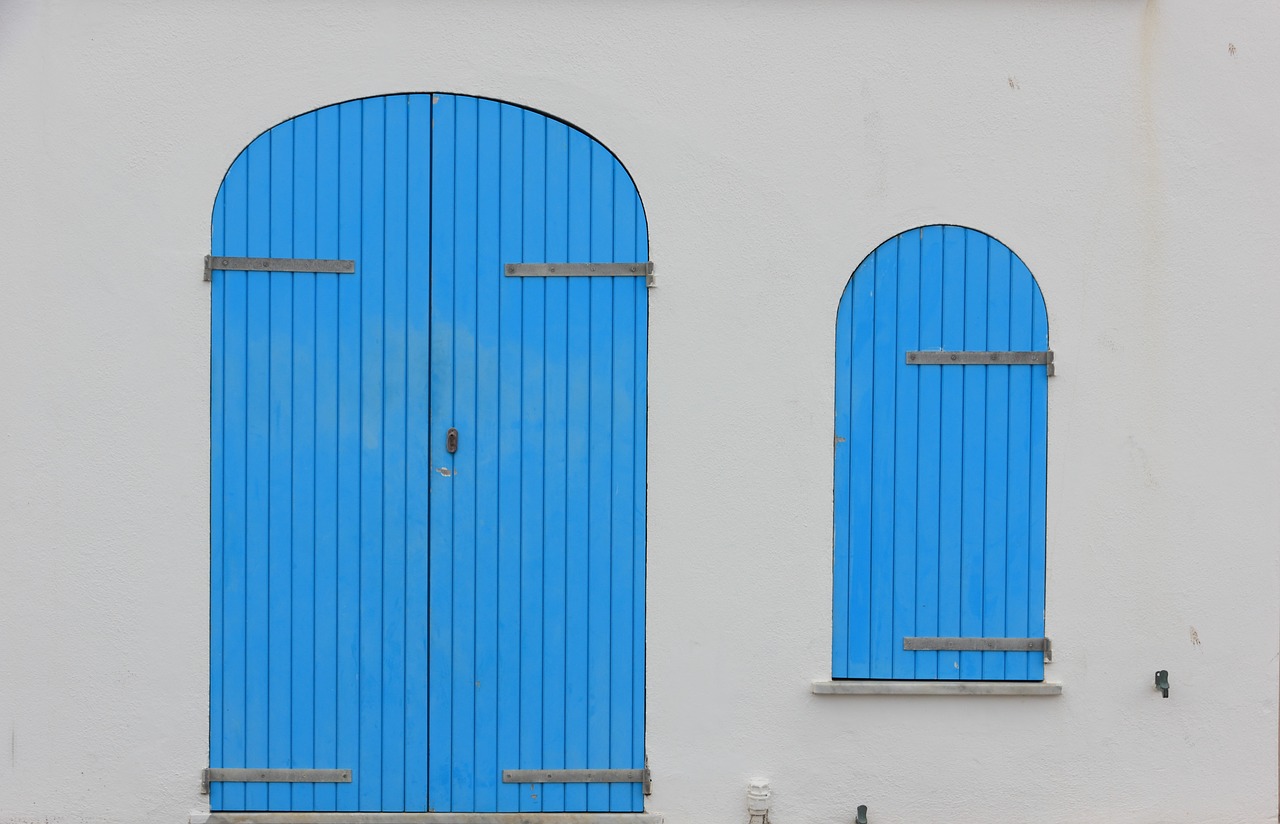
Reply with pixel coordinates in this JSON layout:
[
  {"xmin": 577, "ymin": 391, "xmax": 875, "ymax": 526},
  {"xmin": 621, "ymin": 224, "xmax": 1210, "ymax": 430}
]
[
  {"xmin": 855, "ymin": 804, "xmax": 869, "ymax": 824},
  {"xmin": 1154, "ymin": 670, "xmax": 1170, "ymax": 698}
]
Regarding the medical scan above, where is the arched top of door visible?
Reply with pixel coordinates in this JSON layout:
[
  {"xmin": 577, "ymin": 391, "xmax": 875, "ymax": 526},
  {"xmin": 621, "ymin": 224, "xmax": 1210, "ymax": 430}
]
[
  {"xmin": 210, "ymin": 93, "xmax": 648, "ymax": 250},
  {"xmin": 839, "ymin": 225, "xmax": 1049, "ymax": 339}
]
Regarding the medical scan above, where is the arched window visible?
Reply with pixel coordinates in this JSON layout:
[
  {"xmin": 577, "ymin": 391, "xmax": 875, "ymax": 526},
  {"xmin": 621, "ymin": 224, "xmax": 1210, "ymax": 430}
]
[{"xmin": 833, "ymin": 225, "xmax": 1050, "ymax": 681}]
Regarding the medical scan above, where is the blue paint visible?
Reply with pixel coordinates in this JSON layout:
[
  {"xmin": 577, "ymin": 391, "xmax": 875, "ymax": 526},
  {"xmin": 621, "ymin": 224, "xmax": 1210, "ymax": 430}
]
[
  {"xmin": 518, "ymin": 109, "xmax": 548, "ymax": 815},
  {"xmin": 563, "ymin": 125, "xmax": 594, "ymax": 814},
  {"xmin": 267, "ymin": 116, "xmax": 294, "ymax": 812},
  {"xmin": 212, "ymin": 94, "xmax": 647, "ymax": 812},
  {"xmin": 243, "ymin": 134, "xmax": 271, "ymax": 812},
  {"xmin": 833, "ymin": 225, "xmax": 1048, "ymax": 681},
  {"xmin": 403, "ymin": 93, "xmax": 433, "ymax": 813},
  {"xmin": 289, "ymin": 110, "xmax": 318, "ymax": 813},
  {"xmin": 541, "ymin": 116, "xmax": 571, "ymax": 815},
  {"xmin": 470, "ymin": 97, "xmax": 503, "ymax": 814},
  {"xmin": 357, "ymin": 96, "xmax": 387, "ymax": 811},
  {"xmin": 914, "ymin": 226, "xmax": 944, "ymax": 680},
  {"xmin": 334, "ymin": 99, "xmax": 364, "ymax": 813},
  {"xmin": 312, "ymin": 101, "xmax": 341, "ymax": 813},
  {"xmin": 380, "ymin": 95, "xmax": 410, "ymax": 810}
]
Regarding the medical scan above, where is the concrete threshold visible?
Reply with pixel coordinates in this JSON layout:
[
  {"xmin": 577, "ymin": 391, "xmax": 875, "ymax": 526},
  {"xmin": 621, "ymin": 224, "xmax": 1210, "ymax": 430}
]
[{"xmin": 200, "ymin": 814, "xmax": 663, "ymax": 824}]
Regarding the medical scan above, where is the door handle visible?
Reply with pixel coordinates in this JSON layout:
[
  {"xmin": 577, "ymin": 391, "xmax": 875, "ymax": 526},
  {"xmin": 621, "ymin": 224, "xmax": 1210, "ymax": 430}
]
[{"xmin": 446, "ymin": 428, "xmax": 458, "ymax": 454}]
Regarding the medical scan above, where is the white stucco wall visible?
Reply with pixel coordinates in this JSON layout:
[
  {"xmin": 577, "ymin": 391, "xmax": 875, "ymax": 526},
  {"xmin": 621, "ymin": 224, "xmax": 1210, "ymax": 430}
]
[{"xmin": 1, "ymin": 1, "xmax": 1277, "ymax": 822}]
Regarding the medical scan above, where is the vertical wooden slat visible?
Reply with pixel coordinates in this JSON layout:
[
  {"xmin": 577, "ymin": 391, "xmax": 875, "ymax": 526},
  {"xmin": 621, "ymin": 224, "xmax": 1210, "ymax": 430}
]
[
  {"xmin": 982, "ymin": 240, "xmax": 1011, "ymax": 679},
  {"xmin": 471, "ymin": 96, "xmax": 503, "ymax": 813},
  {"xmin": 891, "ymin": 231, "xmax": 920, "ymax": 679},
  {"xmin": 210, "ymin": 182, "xmax": 226, "ymax": 806},
  {"xmin": 914, "ymin": 226, "xmax": 944, "ymax": 680},
  {"xmin": 428, "ymin": 92, "xmax": 457, "ymax": 812},
  {"xmin": 357, "ymin": 96, "xmax": 386, "ymax": 810},
  {"xmin": 495, "ymin": 101, "xmax": 525, "ymax": 814},
  {"xmin": 1005, "ymin": 254, "xmax": 1033, "ymax": 681},
  {"xmin": 586, "ymin": 142, "xmax": 615, "ymax": 813},
  {"xmin": 937, "ymin": 227, "xmax": 967, "ymax": 678},
  {"xmin": 630, "ymin": 189, "xmax": 648, "ymax": 816},
  {"xmin": 403, "ymin": 92, "xmax": 432, "ymax": 813},
  {"xmin": 540, "ymin": 117, "xmax": 571, "ymax": 814},
  {"xmin": 609, "ymin": 160, "xmax": 638, "ymax": 813},
  {"xmin": 334, "ymin": 99, "xmax": 363, "ymax": 813},
  {"xmin": 847, "ymin": 256, "xmax": 875, "ymax": 678},
  {"xmin": 312, "ymin": 103, "xmax": 341, "ymax": 813},
  {"xmin": 289, "ymin": 112, "xmax": 318, "ymax": 812},
  {"xmin": 959, "ymin": 231, "xmax": 988, "ymax": 680},
  {"xmin": 1028, "ymin": 285, "xmax": 1049, "ymax": 681},
  {"xmin": 381, "ymin": 95, "xmax": 410, "ymax": 810},
  {"xmin": 266, "ymin": 119, "xmax": 295, "ymax": 812},
  {"xmin": 869, "ymin": 241, "xmax": 898, "ymax": 679},
  {"xmin": 518, "ymin": 110, "xmax": 547, "ymax": 815},
  {"xmin": 243, "ymin": 134, "xmax": 272, "ymax": 812},
  {"xmin": 562, "ymin": 126, "xmax": 593, "ymax": 814},
  {"xmin": 216, "ymin": 152, "xmax": 249, "ymax": 811},
  {"xmin": 451, "ymin": 93, "xmax": 480, "ymax": 813}
]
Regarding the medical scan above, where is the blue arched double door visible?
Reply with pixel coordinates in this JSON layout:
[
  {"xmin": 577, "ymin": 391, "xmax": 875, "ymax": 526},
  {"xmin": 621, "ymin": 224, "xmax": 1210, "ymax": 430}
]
[{"xmin": 209, "ymin": 94, "xmax": 648, "ymax": 813}]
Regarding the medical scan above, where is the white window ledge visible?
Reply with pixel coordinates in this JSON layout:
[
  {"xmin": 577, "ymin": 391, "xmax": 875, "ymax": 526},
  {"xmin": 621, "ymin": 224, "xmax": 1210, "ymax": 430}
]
[
  {"xmin": 812, "ymin": 679, "xmax": 1062, "ymax": 696},
  {"xmin": 199, "ymin": 814, "xmax": 663, "ymax": 824}
]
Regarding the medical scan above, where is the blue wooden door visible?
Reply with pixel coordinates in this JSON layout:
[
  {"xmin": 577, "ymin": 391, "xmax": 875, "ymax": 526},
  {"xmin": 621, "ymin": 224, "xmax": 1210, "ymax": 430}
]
[
  {"xmin": 833, "ymin": 225, "xmax": 1048, "ymax": 681},
  {"xmin": 426, "ymin": 95, "xmax": 647, "ymax": 813},
  {"xmin": 210, "ymin": 94, "xmax": 647, "ymax": 813}
]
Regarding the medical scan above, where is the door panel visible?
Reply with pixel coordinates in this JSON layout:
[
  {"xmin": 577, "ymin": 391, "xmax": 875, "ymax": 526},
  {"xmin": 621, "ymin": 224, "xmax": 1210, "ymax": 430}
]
[
  {"xmin": 212, "ymin": 93, "xmax": 646, "ymax": 813},
  {"xmin": 427, "ymin": 95, "xmax": 648, "ymax": 813},
  {"xmin": 211, "ymin": 94, "xmax": 433, "ymax": 812}
]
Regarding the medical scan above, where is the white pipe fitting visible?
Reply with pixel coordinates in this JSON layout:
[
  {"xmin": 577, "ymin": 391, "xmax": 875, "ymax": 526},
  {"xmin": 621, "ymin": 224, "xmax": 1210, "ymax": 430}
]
[{"xmin": 747, "ymin": 778, "xmax": 772, "ymax": 824}]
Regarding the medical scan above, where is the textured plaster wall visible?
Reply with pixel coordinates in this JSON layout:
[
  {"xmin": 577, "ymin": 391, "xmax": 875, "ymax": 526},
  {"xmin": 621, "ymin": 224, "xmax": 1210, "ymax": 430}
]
[{"xmin": 0, "ymin": 1, "xmax": 1277, "ymax": 822}]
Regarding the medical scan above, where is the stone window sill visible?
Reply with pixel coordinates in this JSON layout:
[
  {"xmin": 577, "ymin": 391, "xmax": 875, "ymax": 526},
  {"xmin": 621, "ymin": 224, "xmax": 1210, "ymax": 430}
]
[{"xmin": 812, "ymin": 679, "xmax": 1062, "ymax": 696}]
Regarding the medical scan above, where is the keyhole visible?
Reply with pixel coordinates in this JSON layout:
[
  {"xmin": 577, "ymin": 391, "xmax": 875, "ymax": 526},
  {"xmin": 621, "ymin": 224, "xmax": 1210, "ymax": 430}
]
[{"xmin": 446, "ymin": 428, "xmax": 458, "ymax": 454}]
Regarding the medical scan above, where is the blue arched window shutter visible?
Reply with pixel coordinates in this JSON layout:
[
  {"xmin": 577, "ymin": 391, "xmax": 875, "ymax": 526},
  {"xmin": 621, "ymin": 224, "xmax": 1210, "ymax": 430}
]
[{"xmin": 833, "ymin": 225, "xmax": 1049, "ymax": 681}]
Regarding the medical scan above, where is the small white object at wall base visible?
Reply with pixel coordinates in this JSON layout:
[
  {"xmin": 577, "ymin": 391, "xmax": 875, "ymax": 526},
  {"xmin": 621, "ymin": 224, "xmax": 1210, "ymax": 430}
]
[{"xmin": 747, "ymin": 778, "xmax": 772, "ymax": 824}]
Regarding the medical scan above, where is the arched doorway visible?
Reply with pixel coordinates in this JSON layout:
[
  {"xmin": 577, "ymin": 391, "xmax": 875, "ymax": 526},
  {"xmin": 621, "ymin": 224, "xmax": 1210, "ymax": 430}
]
[{"xmin": 209, "ymin": 94, "xmax": 649, "ymax": 813}]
